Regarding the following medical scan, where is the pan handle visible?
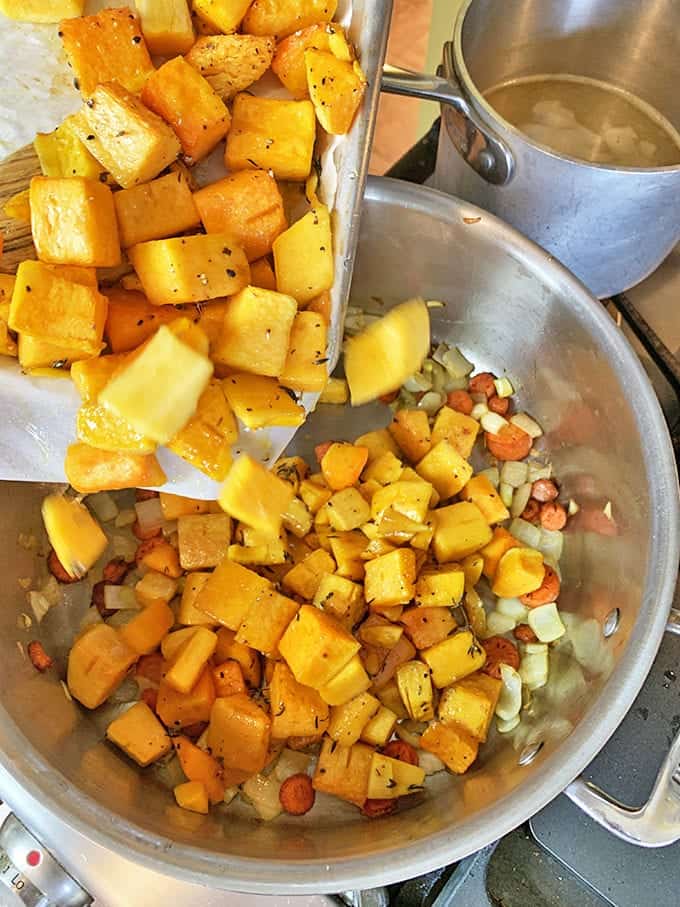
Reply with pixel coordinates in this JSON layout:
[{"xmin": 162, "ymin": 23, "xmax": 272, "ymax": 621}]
[{"xmin": 380, "ymin": 42, "xmax": 514, "ymax": 186}]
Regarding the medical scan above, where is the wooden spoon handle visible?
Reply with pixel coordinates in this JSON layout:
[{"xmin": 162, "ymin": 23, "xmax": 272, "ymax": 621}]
[{"xmin": 0, "ymin": 144, "xmax": 40, "ymax": 273}]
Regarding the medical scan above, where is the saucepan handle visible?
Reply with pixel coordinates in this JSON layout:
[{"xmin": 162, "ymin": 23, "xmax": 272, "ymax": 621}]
[
  {"xmin": 380, "ymin": 41, "xmax": 514, "ymax": 186},
  {"xmin": 564, "ymin": 612, "xmax": 680, "ymax": 847}
]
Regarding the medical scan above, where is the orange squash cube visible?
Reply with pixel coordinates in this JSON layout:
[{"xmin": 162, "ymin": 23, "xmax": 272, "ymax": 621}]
[
  {"xmin": 212, "ymin": 660, "xmax": 246, "ymax": 698},
  {"xmin": 320, "ymin": 442, "xmax": 369, "ymax": 491},
  {"xmin": 164, "ymin": 626, "xmax": 218, "ymax": 694},
  {"xmin": 243, "ymin": 0, "xmax": 337, "ymax": 38},
  {"xmin": 139, "ymin": 540, "xmax": 182, "ymax": 578},
  {"xmin": 270, "ymin": 661, "xmax": 329, "ymax": 739},
  {"xmin": 167, "ymin": 379, "xmax": 237, "ymax": 482},
  {"xmin": 157, "ymin": 667, "xmax": 216, "ymax": 728},
  {"xmin": 305, "ymin": 49, "xmax": 366, "ymax": 134},
  {"xmin": 388, "ymin": 409, "xmax": 432, "ymax": 462},
  {"xmin": 103, "ymin": 288, "xmax": 189, "ymax": 353},
  {"xmin": 142, "ymin": 57, "xmax": 230, "ymax": 164},
  {"xmin": 272, "ymin": 205, "xmax": 334, "ymax": 304},
  {"xmin": 278, "ymin": 604, "xmax": 360, "ymax": 689},
  {"xmin": 173, "ymin": 780, "xmax": 209, "ymax": 814},
  {"xmin": 173, "ymin": 736, "xmax": 225, "ymax": 804},
  {"xmin": 76, "ymin": 404, "xmax": 155, "ymax": 455},
  {"xmin": 250, "ymin": 257, "xmax": 277, "ymax": 291},
  {"xmin": 185, "ymin": 34, "xmax": 274, "ymax": 101},
  {"xmin": 214, "ymin": 628, "xmax": 262, "ymax": 687},
  {"xmin": 195, "ymin": 560, "xmax": 272, "ymax": 629},
  {"xmin": 106, "ymin": 701, "xmax": 171, "ymax": 766},
  {"xmin": 177, "ymin": 513, "xmax": 232, "ymax": 570},
  {"xmin": 129, "ymin": 234, "xmax": 250, "ymax": 306},
  {"xmin": 64, "ymin": 443, "xmax": 166, "ymax": 493},
  {"xmin": 120, "ymin": 599, "xmax": 175, "ymax": 656},
  {"xmin": 480, "ymin": 526, "xmax": 522, "ymax": 579},
  {"xmin": 67, "ymin": 623, "xmax": 137, "ymax": 709},
  {"xmin": 192, "ymin": 0, "xmax": 251, "ymax": 33},
  {"xmin": 113, "ymin": 172, "xmax": 200, "ymax": 248},
  {"xmin": 222, "ymin": 373, "xmax": 305, "ymax": 429},
  {"xmin": 225, "ymin": 94, "xmax": 316, "ymax": 182},
  {"xmin": 235, "ymin": 588, "xmax": 299, "ymax": 655},
  {"xmin": 208, "ymin": 693, "xmax": 271, "ymax": 774},
  {"xmin": 136, "ymin": 0, "xmax": 195, "ymax": 55},
  {"xmin": 193, "ymin": 170, "xmax": 287, "ymax": 262},
  {"xmin": 271, "ymin": 24, "xmax": 331, "ymax": 98},
  {"xmin": 279, "ymin": 311, "xmax": 328, "ymax": 392},
  {"xmin": 312, "ymin": 737, "xmax": 372, "ymax": 807},
  {"xmin": 59, "ymin": 7, "xmax": 154, "ymax": 96},
  {"xmin": 30, "ymin": 176, "xmax": 120, "ymax": 267},
  {"xmin": 213, "ymin": 285, "xmax": 297, "ymax": 377},
  {"xmin": 219, "ymin": 454, "xmax": 295, "ymax": 537}
]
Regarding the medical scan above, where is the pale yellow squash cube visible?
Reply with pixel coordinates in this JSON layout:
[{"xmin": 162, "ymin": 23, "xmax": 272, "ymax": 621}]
[
  {"xmin": 208, "ymin": 693, "xmax": 271, "ymax": 774},
  {"xmin": 195, "ymin": 559, "xmax": 271, "ymax": 628},
  {"xmin": 222, "ymin": 374, "xmax": 305, "ymax": 429},
  {"xmin": 225, "ymin": 94, "xmax": 316, "ymax": 182},
  {"xmin": 282, "ymin": 547, "xmax": 335, "ymax": 599},
  {"xmin": 420, "ymin": 721, "xmax": 479, "ymax": 774},
  {"xmin": 278, "ymin": 604, "xmax": 360, "ymax": 689},
  {"xmin": 167, "ymin": 378, "xmax": 237, "ymax": 482},
  {"xmin": 359, "ymin": 621, "xmax": 403, "ymax": 649},
  {"xmin": 243, "ymin": 0, "xmax": 337, "ymax": 38},
  {"xmin": 389, "ymin": 409, "xmax": 432, "ymax": 462},
  {"xmin": 270, "ymin": 662, "xmax": 329, "ymax": 740},
  {"xmin": 364, "ymin": 548, "xmax": 416, "ymax": 609},
  {"xmin": 432, "ymin": 501, "xmax": 493, "ymax": 563},
  {"xmin": 174, "ymin": 780, "xmax": 209, "ymax": 814},
  {"xmin": 367, "ymin": 752, "xmax": 425, "ymax": 799},
  {"xmin": 42, "ymin": 494, "xmax": 107, "ymax": 580},
  {"xmin": 299, "ymin": 477, "xmax": 332, "ymax": 514},
  {"xmin": 375, "ymin": 679, "xmax": 409, "ymax": 719},
  {"xmin": 363, "ymin": 451, "xmax": 403, "ymax": 486},
  {"xmin": 17, "ymin": 336, "xmax": 85, "ymax": 371},
  {"xmin": 305, "ymin": 49, "xmax": 366, "ymax": 134},
  {"xmin": 460, "ymin": 474, "xmax": 510, "ymax": 524},
  {"xmin": 354, "ymin": 428, "xmax": 400, "ymax": 462},
  {"xmin": 273, "ymin": 205, "xmax": 333, "ymax": 304},
  {"xmin": 318, "ymin": 653, "xmax": 370, "ymax": 706},
  {"xmin": 68, "ymin": 85, "xmax": 181, "ymax": 189},
  {"xmin": 177, "ymin": 513, "xmax": 231, "ymax": 570},
  {"xmin": 165, "ymin": 626, "xmax": 218, "ymax": 694},
  {"xmin": 34, "ymin": 120, "xmax": 104, "ymax": 180},
  {"xmin": 396, "ymin": 660, "xmax": 435, "ymax": 721},
  {"xmin": 360, "ymin": 705, "xmax": 397, "ymax": 747},
  {"xmin": 462, "ymin": 552, "xmax": 484, "ymax": 588},
  {"xmin": 328, "ymin": 692, "xmax": 380, "ymax": 746},
  {"xmin": 312, "ymin": 738, "xmax": 372, "ymax": 807},
  {"xmin": 0, "ymin": 0, "xmax": 83, "ymax": 22},
  {"xmin": 118, "ymin": 600, "xmax": 175, "ymax": 655},
  {"xmin": 329, "ymin": 531, "xmax": 366, "ymax": 580},
  {"xmin": 282, "ymin": 497, "xmax": 313, "ymax": 539},
  {"xmin": 129, "ymin": 234, "xmax": 250, "ymax": 305},
  {"xmin": 160, "ymin": 493, "xmax": 211, "ymax": 521},
  {"xmin": 314, "ymin": 573, "xmax": 365, "ymax": 630},
  {"xmin": 279, "ymin": 311, "xmax": 329, "ymax": 392},
  {"xmin": 438, "ymin": 674, "xmax": 502, "ymax": 743},
  {"xmin": 422, "ymin": 630, "xmax": 486, "ymax": 689},
  {"xmin": 186, "ymin": 34, "xmax": 275, "ymax": 101},
  {"xmin": 327, "ymin": 487, "xmax": 371, "ymax": 531},
  {"xmin": 319, "ymin": 376, "xmax": 348, "ymax": 404},
  {"xmin": 371, "ymin": 480, "xmax": 432, "ymax": 524},
  {"xmin": 113, "ymin": 172, "xmax": 200, "ymax": 248},
  {"xmin": 136, "ymin": 0, "xmax": 195, "ymax": 55},
  {"xmin": 219, "ymin": 454, "xmax": 294, "ymax": 536},
  {"xmin": 431, "ymin": 406, "xmax": 480, "ymax": 459},
  {"xmin": 235, "ymin": 589, "xmax": 299, "ymax": 655},
  {"xmin": 0, "ymin": 278, "xmax": 17, "ymax": 357},
  {"xmin": 193, "ymin": 0, "xmax": 251, "ymax": 33},
  {"xmin": 214, "ymin": 286, "xmax": 297, "ymax": 377},
  {"xmin": 75, "ymin": 403, "xmax": 155, "ymax": 455},
  {"xmin": 415, "ymin": 564, "xmax": 465, "ymax": 607},
  {"xmin": 491, "ymin": 547, "xmax": 544, "ymax": 598},
  {"xmin": 415, "ymin": 440, "xmax": 473, "ymax": 500},
  {"xmin": 67, "ymin": 624, "xmax": 137, "ymax": 709},
  {"xmin": 106, "ymin": 702, "xmax": 171, "ymax": 766},
  {"xmin": 178, "ymin": 572, "xmax": 216, "ymax": 626}
]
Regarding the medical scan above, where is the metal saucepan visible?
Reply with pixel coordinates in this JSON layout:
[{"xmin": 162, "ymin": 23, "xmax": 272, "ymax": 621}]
[
  {"xmin": 381, "ymin": 0, "xmax": 680, "ymax": 298},
  {"xmin": 0, "ymin": 177, "xmax": 677, "ymax": 893}
]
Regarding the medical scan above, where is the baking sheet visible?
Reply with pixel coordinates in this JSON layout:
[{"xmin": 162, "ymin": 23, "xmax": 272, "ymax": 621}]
[{"xmin": 0, "ymin": 0, "xmax": 391, "ymax": 498}]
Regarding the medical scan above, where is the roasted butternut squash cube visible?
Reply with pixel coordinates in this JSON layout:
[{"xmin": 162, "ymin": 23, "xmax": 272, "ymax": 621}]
[
  {"xmin": 119, "ymin": 599, "xmax": 174, "ymax": 656},
  {"xmin": 235, "ymin": 589, "xmax": 299, "ymax": 655},
  {"xmin": 173, "ymin": 735, "xmax": 225, "ymax": 804},
  {"xmin": 420, "ymin": 721, "xmax": 479, "ymax": 774},
  {"xmin": 438, "ymin": 673, "xmax": 502, "ymax": 743},
  {"xmin": 157, "ymin": 666, "xmax": 215, "ymax": 728},
  {"xmin": 312, "ymin": 737, "xmax": 372, "ymax": 807},
  {"xmin": 219, "ymin": 455, "xmax": 294, "ymax": 536},
  {"xmin": 9, "ymin": 261, "xmax": 107, "ymax": 356},
  {"xmin": 208, "ymin": 693, "xmax": 271, "ymax": 774},
  {"xmin": 318, "ymin": 653, "xmax": 370, "ymax": 706},
  {"xmin": 278, "ymin": 310, "xmax": 329, "ymax": 392},
  {"xmin": 177, "ymin": 572, "xmax": 215, "ymax": 626},
  {"xmin": 461, "ymin": 474, "xmax": 510, "ymax": 524},
  {"xmin": 282, "ymin": 547, "xmax": 335, "ymax": 599},
  {"xmin": 358, "ymin": 619, "xmax": 403, "ymax": 649},
  {"xmin": 314, "ymin": 573, "xmax": 365, "ymax": 630},
  {"xmin": 142, "ymin": 57, "xmax": 230, "ymax": 164},
  {"xmin": 135, "ymin": 570, "xmax": 178, "ymax": 607},
  {"xmin": 415, "ymin": 440, "xmax": 473, "ymax": 500},
  {"xmin": 104, "ymin": 288, "xmax": 187, "ymax": 353},
  {"xmin": 319, "ymin": 376, "xmax": 349, "ymax": 405},
  {"xmin": 249, "ymin": 257, "xmax": 277, "ymax": 292},
  {"xmin": 492, "ymin": 546, "xmax": 544, "ymax": 598},
  {"xmin": 327, "ymin": 487, "xmax": 370, "ymax": 532},
  {"xmin": 167, "ymin": 379, "xmax": 237, "ymax": 482},
  {"xmin": 99, "ymin": 325, "xmax": 213, "ymax": 444},
  {"xmin": 161, "ymin": 628, "xmax": 201, "ymax": 662},
  {"xmin": 59, "ymin": 7, "xmax": 154, "ymax": 96},
  {"xmin": 367, "ymin": 752, "xmax": 425, "ymax": 799},
  {"xmin": 34, "ymin": 120, "xmax": 104, "ymax": 180},
  {"xmin": 165, "ymin": 626, "xmax": 218, "ymax": 694},
  {"xmin": 70, "ymin": 352, "xmax": 128, "ymax": 402},
  {"xmin": 213, "ymin": 285, "xmax": 297, "ymax": 377},
  {"xmin": 433, "ymin": 501, "xmax": 493, "ymax": 563},
  {"xmin": 129, "ymin": 234, "xmax": 250, "ymax": 305},
  {"xmin": 174, "ymin": 780, "xmax": 209, "ymax": 814},
  {"xmin": 64, "ymin": 443, "xmax": 166, "ymax": 493},
  {"xmin": 279, "ymin": 604, "xmax": 360, "ymax": 689},
  {"xmin": 193, "ymin": 0, "xmax": 251, "ymax": 32},
  {"xmin": 329, "ymin": 531, "xmax": 366, "ymax": 580},
  {"xmin": 113, "ymin": 172, "xmax": 200, "ymax": 249},
  {"xmin": 388, "ymin": 409, "xmax": 431, "ymax": 462},
  {"xmin": 370, "ymin": 481, "xmax": 432, "ymax": 525},
  {"xmin": 107, "ymin": 701, "xmax": 171, "ymax": 766},
  {"xmin": 400, "ymin": 606, "xmax": 456, "ymax": 650},
  {"xmin": 328, "ymin": 692, "xmax": 379, "ymax": 747},
  {"xmin": 212, "ymin": 659, "xmax": 246, "ymax": 697},
  {"xmin": 299, "ymin": 476, "xmax": 332, "ymax": 514},
  {"xmin": 415, "ymin": 565, "xmax": 465, "ymax": 608},
  {"xmin": 194, "ymin": 170, "xmax": 286, "ymax": 262},
  {"xmin": 186, "ymin": 34, "xmax": 275, "ymax": 100},
  {"xmin": 222, "ymin": 373, "xmax": 305, "ymax": 429},
  {"xmin": 69, "ymin": 84, "xmax": 181, "ymax": 189},
  {"xmin": 375, "ymin": 678, "xmax": 409, "ymax": 719},
  {"xmin": 243, "ymin": 0, "xmax": 337, "ymax": 38},
  {"xmin": 225, "ymin": 94, "xmax": 316, "ymax": 182},
  {"xmin": 480, "ymin": 526, "xmax": 522, "ymax": 579},
  {"xmin": 272, "ymin": 24, "xmax": 331, "ymax": 98},
  {"xmin": 67, "ymin": 624, "xmax": 137, "ymax": 709},
  {"xmin": 422, "ymin": 630, "xmax": 486, "ymax": 689},
  {"xmin": 431, "ymin": 406, "xmax": 479, "ymax": 459},
  {"xmin": 320, "ymin": 442, "xmax": 368, "ymax": 492},
  {"xmin": 160, "ymin": 493, "xmax": 211, "ymax": 521},
  {"xmin": 177, "ymin": 512, "xmax": 231, "ymax": 569},
  {"xmin": 0, "ymin": 0, "xmax": 83, "ymax": 22},
  {"xmin": 42, "ymin": 494, "xmax": 107, "ymax": 580},
  {"xmin": 270, "ymin": 662, "xmax": 329, "ymax": 740},
  {"xmin": 17, "ymin": 336, "xmax": 88, "ymax": 371},
  {"xmin": 360, "ymin": 705, "xmax": 397, "ymax": 747},
  {"xmin": 355, "ymin": 428, "xmax": 400, "ymax": 462},
  {"xmin": 273, "ymin": 205, "xmax": 333, "ymax": 304},
  {"xmin": 29, "ymin": 176, "xmax": 120, "ymax": 267},
  {"xmin": 76, "ymin": 404, "xmax": 155, "ymax": 455},
  {"xmin": 364, "ymin": 548, "xmax": 416, "ymax": 609},
  {"xmin": 281, "ymin": 497, "xmax": 313, "ymax": 539},
  {"xmin": 196, "ymin": 559, "xmax": 271, "ymax": 628},
  {"xmin": 214, "ymin": 628, "xmax": 262, "ymax": 687},
  {"xmin": 305, "ymin": 49, "xmax": 366, "ymax": 134},
  {"xmin": 136, "ymin": 0, "xmax": 195, "ymax": 55},
  {"xmin": 396, "ymin": 660, "xmax": 434, "ymax": 721},
  {"xmin": 363, "ymin": 451, "xmax": 403, "ymax": 486}
]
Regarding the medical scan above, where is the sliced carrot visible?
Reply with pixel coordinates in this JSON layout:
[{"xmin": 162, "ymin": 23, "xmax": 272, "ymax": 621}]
[
  {"xmin": 540, "ymin": 502, "xmax": 567, "ymax": 530},
  {"xmin": 362, "ymin": 798, "xmax": 396, "ymax": 818},
  {"xmin": 314, "ymin": 441, "xmax": 334, "ymax": 464},
  {"xmin": 28, "ymin": 640, "xmax": 53, "ymax": 672},
  {"xmin": 481, "ymin": 636, "xmax": 519, "ymax": 679},
  {"xmin": 279, "ymin": 773, "xmax": 315, "ymax": 816},
  {"xmin": 468, "ymin": 372, "xmax": 496, "ymax": 398},
  {"xmin": 136, "ymin": 489, "xmax": 160, "ymax": 501},
  {"xmin": 102, "ymin": 557, "xmax": 131, "ymax": 584},
  {"xmin": 446, "ymin": 390, "xmax": 473, "ymax": 414},
  {"xmin": 488, "ymin": 395, "xmax": 509, "ymax": 415},
  {"xmin": 531, "ymin": 479, "xmax": 559, "ymax": 502},
  {"xmin": 513, "ymin": 624, "xmax": 538, "ymax": 643},
  {"xmin": 520, "ymin": 565, "xmax": 560, "ymax": 607},
  {"xmin": 47, "ymin": 549, "xmax": 79, "ymax": 583},
  {"xmin": 521, "ymin": 500, "xmax": 541, "ymax": 522},
  {"xmin": 382, "ymin": 740, "xmax": 419, "ymax": 766},
  {"xmin": 485, "ymin": 424, "xmax": 532, "ymax": 461}
]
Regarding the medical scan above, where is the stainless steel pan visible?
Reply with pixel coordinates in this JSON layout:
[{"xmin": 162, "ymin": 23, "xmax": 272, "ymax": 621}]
[{"xmin": 0, "ymin": 177, "xmax": 677, "ymax": 893}]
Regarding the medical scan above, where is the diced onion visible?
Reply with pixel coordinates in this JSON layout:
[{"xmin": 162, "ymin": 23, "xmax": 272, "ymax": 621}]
[
  {"xmin": 496, "ymin": 714, "xmax": 521, "ymax": 734},
  {"xmin": 510, "ymin": 483, "xmax": 532, "ymax": 519},
  {"xmin": 527, "ymin": 602, "xmax": 565, "ymax": 642},
  {"xmin": 499, "ymin": 482, "xmax": 513, "ymax": 508},
  {"xmin": 471, "ymin": 402, "xmax": 489, "ymax": 420},
  {"xmin": 87, "ymin": 492, "xmax": 119, "ymax": 523},
  {"xmin": 441, "ymin": 346, "xmax": 474, "ymax": 378},
  {"xmin": 496, "ymin": 597, "xmax": 528, "ymax": 621},
  {"xmin": 603, "ymin": 500, "xmax": 613, "ymax": 519},
  {"xmin": 509, "ymin": 517, "xmax": 542, "ymax": 549},
  {"xmin": 443, "ymin": 374, "xmax": 469, "ymax": 393},
  {"xmin": 431, "ymin": 342, "xmax": 450, "ymax": 366},
  {"xmin": 417, "ymin": 391, "xmax": 444, "ymax": 415},
  {"xmin": 274, "ymin": 749, "xmax": 312, "ymax": 782},
  {"xmin": 496, "ymin": 664, "xmax": 522, "ymax": 720},
  {"xmin": 224, "ymin": 786, "xmax": 239, "ymax": 806},
  {"xmin": 510, "ymin": 412, "xmax": 543, "ymax": 438},
  {"xmin": 500, "ymin": 460, "xmax": 529, "ymax": 488},
  {"xmin": 568, "ymin": 498, "xmax": 580, "ymax": 516},
  {"xmin": 115, "ymin": 508, "xmax": 137, "ymax": 528},
  {"xmin": 486, "ymin": 611, "xmax": 516, "ymax": 635},
  {"xmin": 103, "ymin": 585, "xmax": 139, "ymax": 611},
  {"xmin": 523, "ymin": 641, "xmax": 548, "ymax": 655},
  {"xmin": 418, "ymin": 750, "xmax": 446, "ymax": 775},
  {"xmin": 422, "ymin": 359, "xmax": 449, "ymax": 395},
  {"xmin": 493, "ymin": 377, "xmax": 514, "ymax": 398},
  {"xmin": 480, "ymin": 412, "xmax": 509, "ymax": 434},
  {"xmin": 242, "ymin": 774, "xmax": 282, "ymax": 821},
  {"xmin": 527, "ymin": 462, "xmax": 552, "ymax": 482},
  {"xmin": 519, "ymin": 647, "xmax": 549, "ymax": 688},
  {"xmin": 134, "ymin": 498, "xmax": 165, "ymax": 536},
  {"xmin": 39, "ymin": 575, "xmax": 61, "ymax": 607},
  {"xmin": 537, "ymin": 528, "xmax": 564, "ymax": 562},
  {"xmin": 478, "ymin": 467, "xmax": 500, "ymax": 488},
  {"xmin": 403, "ymin": 372, "xmax": 432, "ymax": 393},
  {"xmin": 28, "ymin": 591, "xmax": 51, "ymax": 624}
]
